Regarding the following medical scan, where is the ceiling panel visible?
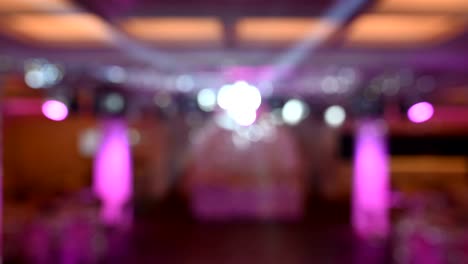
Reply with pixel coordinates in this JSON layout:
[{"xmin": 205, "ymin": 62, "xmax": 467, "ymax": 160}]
[
  {"xmin": 0, "ymin": 14, "xmax": 113, "ymax": 47},
  {"xmin": 344, "ymin": 15, "xmax": 466, "ymax": 48},
  {"xmin": 373, "ymin": 0, "xmax": 468, "ymax": 13},
  {"xmin": 121, "ymin": 17, "xmax": 223, "ymax": 46},
  {"xmin": 236, "ymin": 18, "xmax": 326, "ymax": 45},
  {"xmin": 0, "ymin": 0, "xmax": 73, "ymax": 12}
]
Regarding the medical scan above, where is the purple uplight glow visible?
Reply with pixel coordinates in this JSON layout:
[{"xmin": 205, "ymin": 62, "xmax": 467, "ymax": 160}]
[
  {"xmin": 41, "ymin": 99, "xmax": 68, "ymax": 121},
  {"xmin": 93, "ymin": 119, "xmax": 132, "ymax": 225},
  {"xmin": 407, "ymin": 102, "xmax": 434, "ymax": 123},
  {"xmin": 353, "ymin": 121, "xmax": 389, "ymax": 239}
]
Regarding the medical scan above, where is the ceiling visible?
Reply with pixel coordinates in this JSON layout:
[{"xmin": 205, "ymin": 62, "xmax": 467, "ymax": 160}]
[{"xmin": 0, "ymin": 0, "xmax": 467, "ymax": 106}]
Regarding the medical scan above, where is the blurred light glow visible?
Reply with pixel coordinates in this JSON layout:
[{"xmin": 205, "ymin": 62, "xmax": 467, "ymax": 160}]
[
  {"xmin": 78, "ymin": 128, "xmax": 100, "ymax": 157},
  {"xmin": 103, "ymin": 93, "xmax": 125, "ymax": 113},
  {"xmin": 353, "ymin": 121, "xmax": 389, "ymax": 238},
  {"xmin": 321, "ymin": 76, "xmax": 340, "ymax": 94},
  {"xmin": 324, "ymin": 105, "xmax": 346, "ymax": 127},
  {"xmin": 154, "ymin": 92, "xmax": 172, "ymax": 108},
  {"xmin": 106, "ymin": 66, "xmax": 126, "ymax": 83},
  {"xmin": 215, "ymin": 111, "xmax": 237, "ymax": 131},
  {"xmin": 282, "ymin": 99, "xmax": 309, "ymax": 125},
  {"xmin": 42, "ymin": 99, "xmax": 68, "ymax": 121},
  {"xmin": 269, "ymin": 108, "xmax": 284, "ymax": 125},
  {"xmin": 338, "ymin": 67, "xmax": 357, "ymax": 85},
  {"xmin": 197, "ymin": 89, "xmax": 217, "ymax": 112},
  {"xmin": 24, "ymin": 61, "xmax": 62, "ymax": 89},
  {"xmin": 176, "ymin": 74, "xmax": 195, "ymax": 92},
  {"xmin": 217, "ymin": 84, "xmax": 233, "ymax": 110},
  {"xmin": 94, "ymin": 120, "xmax": 132, "ymax": 225},
  {"xmin": 217, "ymin": 81, "xmax": 262, "ymax": 126},
  {"xmin": 228, "ymin": 109, "xmax": 257, "ymax": 127},
  {"xmin": 407, "ymin": 102, "xmax": 434, "ymax": 123},
  {"xmin": 42, "ymin": 63, "xmax": 61, "ymax": 84},
  {"xmin": 231, "ymin": 132, "xmax": 251, "ymax": 150},
  {"xmin": 129, "ymin": 128, "xmax": 141, "ymax": 146},
  {"xmin": 25, "ymin": 69, "xmax": 46, "ymax": 88},
  {"xmin": 217, "ymin": 81, "xmax": 261, "ymax": 111}
]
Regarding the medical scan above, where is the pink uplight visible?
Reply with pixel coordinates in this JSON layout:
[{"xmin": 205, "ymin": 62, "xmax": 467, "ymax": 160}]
[
  {"xmin": 42, "ymin": 99, "xmax": 68, "ymax": 121},
  {"xmin": 353, "ymin": 121, "xmax": 389, "ymax": 239},
  {"xmin": 407, "ymin": 102, "xmax": 434, "ymax": 123},
  {"xmin": 93, "ymin": 119, "xmax": 132, "ymax": 225}
]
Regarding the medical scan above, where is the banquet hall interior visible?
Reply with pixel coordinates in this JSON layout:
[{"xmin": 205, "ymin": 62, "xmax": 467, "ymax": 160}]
[{"xmin": 1, "ymin": 0, "xmax": 468, "ymax": 263}]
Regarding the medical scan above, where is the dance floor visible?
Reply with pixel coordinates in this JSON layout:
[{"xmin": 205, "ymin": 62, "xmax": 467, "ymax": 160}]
[{"xmin": 124, "ymin": 196, "xmax": 390, "ymax": 264}]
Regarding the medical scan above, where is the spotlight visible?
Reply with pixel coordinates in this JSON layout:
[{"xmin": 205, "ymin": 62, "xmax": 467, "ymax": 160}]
[
  {"xmin": 105, "ymin": 66, "xmax": 126, "ymax": 84},
  {"xmin": 103, "ymin": 92, "xmax": 125, "ymax": 113},
  {"xmin": 25, "ymin": 69, "xmax": 46, "ymax": 89},
  {"xmin": 407, "ymin": 102, "xmax": 434, "ymax": 123},
  {"xmin": 42, "ymin": 99, "xmax": 68, "ymax": 121},
  {"xmin": 197, "ymin": 89, "xmax": 217, "ymax": 112},
  {"xmin": 228, "ymin": 108, "xmax": 257, "ymax": 127},
  {"xmin": 217, "ymin": 81, "xmax": 261, "ymax": 112},
  {"xmin": 176, "ymin": 74, "xmax": 195, "ymax": 92},
  {"xmin": 24, "ymin": 60, "xmax": 62, "ymax": 89},
  {"xmin": 95, "ymin": 88, "xmax": 127, "ymax": 117},
  {"xmin": 282, "ymin": 99, "xmax": 309, "ymax": 125},
  {"xmin": 217, "ymin": 81, "xmax": 261, "ymax": 126},
  {"xmin": 324, "ymin": 105, "xmax": 346, "ymax": 128}
]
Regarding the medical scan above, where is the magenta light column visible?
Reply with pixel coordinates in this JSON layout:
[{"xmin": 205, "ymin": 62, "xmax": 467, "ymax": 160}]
[
  {"xmin": 93, "ymin": 119, "xmax": 132, "ymax": 226},
  {"xmin": 352, "ymin": 120, "xmax": 389, "ymax": 239}
]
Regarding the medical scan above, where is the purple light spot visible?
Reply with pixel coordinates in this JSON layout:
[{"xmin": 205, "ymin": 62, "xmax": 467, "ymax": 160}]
[
  {"xmin": 41, "ymin": 100, "xmax": 68, "ymax": 121},
  {"xmin": 353, "ymin": 121, "xmax": 389, "ymax": 239},
  {"xmin": 407, "ymin": 102, "xmax": 434, "ymax": 123},
  {"xmin": 93, "ymin": 119, "xmax": 132, "ymax": 225}
]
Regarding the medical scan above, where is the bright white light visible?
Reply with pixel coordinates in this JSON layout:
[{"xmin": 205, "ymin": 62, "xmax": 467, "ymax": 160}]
[
  {"xmin": 217, "ymin": 84, "xmax": 233, "ymax": 110},
  {"xmin": 324, "ymin": 105, "xmax": 346, "ymax": 127},
  {"xmin": 217, "ymin": 81, "xmax": 261, "ymax": 126},
  {"xmin": 228, "ymin": 108, "xmax": 257, "ymax": 127},
  {"xmin": 24, "ymin": 62, "xmax": 62, "ymax": 89},
  {"xmin": 197, "ymin": 89, "xmax": 217, "ymax": 112},
  {"xmin": 282, "ymin": 99, "xmax": 309, "ymax": 125},
  {"xmin": 217, "ymin": 81, "xmax": 261, "ymax": 111},
  {"xmin": 25, "ymin": 69, "xmax": 46, "ymax": 89},
  {"xmin": 43, "ymin": 63, "xmax": 61, "ymax": 85},
  {"xmin": 215, "ymin": 111, "xmax": 237, "ymax": 131}
]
